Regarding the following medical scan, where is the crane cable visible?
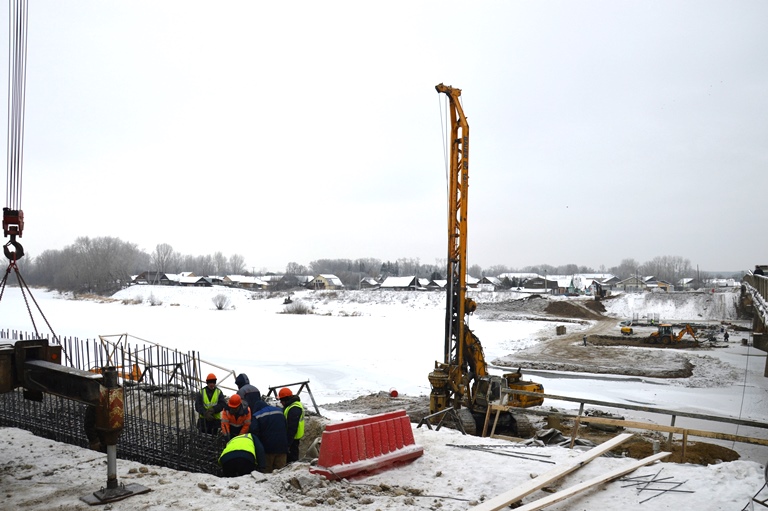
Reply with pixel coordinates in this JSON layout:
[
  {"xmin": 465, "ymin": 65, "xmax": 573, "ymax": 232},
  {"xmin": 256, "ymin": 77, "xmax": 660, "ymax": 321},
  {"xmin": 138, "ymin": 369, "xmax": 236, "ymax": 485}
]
[
  {"xmin": 0, "ymin": 1, "xmax": 62, "ymax": 354},
  {"xmin": 6, "ymin": 0, "xmax": 28, "ymax": 211}
]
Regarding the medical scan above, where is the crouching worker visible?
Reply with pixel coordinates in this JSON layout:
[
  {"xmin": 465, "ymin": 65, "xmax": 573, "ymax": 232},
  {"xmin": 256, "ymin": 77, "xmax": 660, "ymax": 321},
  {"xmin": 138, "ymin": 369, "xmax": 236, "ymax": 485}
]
[
  {"xmin": 221, "ymin": 394, "xmax": 251, "ymax": 441},
  {"xmin": 219, "ymin": 433, "xmax": 267, "ymax": 477}
]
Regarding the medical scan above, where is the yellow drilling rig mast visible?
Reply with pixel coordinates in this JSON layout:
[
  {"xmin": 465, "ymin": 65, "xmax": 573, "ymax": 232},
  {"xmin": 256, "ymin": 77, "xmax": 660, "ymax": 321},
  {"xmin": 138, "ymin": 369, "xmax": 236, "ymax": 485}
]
[{"xmin": 428, "ymin": 84, "xmax": 543, "ymax": 436}]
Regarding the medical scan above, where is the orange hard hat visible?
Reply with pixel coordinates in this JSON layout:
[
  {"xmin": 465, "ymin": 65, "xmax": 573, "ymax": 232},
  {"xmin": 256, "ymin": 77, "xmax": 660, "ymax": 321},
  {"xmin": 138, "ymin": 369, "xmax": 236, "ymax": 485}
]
[
  {"xmin": 228, "ymin": 394, "xmax": 241, "ymax": 408},
  {"xmin": 278, "ymin": 387, "xmax": 293, "ymax": 399},
  {"xmin": 206, "ymin": 373, "xmax": 217, "ymax": 382}
]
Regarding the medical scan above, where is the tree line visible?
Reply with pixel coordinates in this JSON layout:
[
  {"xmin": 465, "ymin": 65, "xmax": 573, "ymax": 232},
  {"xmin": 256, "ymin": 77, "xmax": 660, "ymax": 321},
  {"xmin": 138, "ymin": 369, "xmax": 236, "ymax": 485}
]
[
  {"xmin": 10, "ymin": 236, "xmax": 730, "ymax": 295},
  {"xmin": 15, "ymin": 238, "xmax": 247, "ymax": 295}
]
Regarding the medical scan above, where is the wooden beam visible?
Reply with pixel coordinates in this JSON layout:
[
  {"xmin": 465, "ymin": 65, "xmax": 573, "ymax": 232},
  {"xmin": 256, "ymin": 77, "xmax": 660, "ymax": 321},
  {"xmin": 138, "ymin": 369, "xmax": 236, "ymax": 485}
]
[
  {"xmin": 509, "ymin": 452, "xmax": 671, "ymax": 511},
  {"xmin": 576, "ymin": 416, "xmax": 768, "ymax": 447},
  {"xmin": 470, "ymin": 433, "xmax": 635, "ymax": 511}
]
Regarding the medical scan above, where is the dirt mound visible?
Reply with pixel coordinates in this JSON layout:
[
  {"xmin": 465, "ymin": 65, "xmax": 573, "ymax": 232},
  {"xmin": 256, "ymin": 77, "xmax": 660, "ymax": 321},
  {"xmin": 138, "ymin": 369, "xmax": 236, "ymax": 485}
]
[
  {"xmin": 544, "ymin": 300, "xmax": 604, "ymax": 320},
  {"xmin": 583, "ymin": 300, "xmax": 606, "ymax": 313},
  {"xmin": 322, "ymin": 392, "xmax": 430, "ymax": 423}
]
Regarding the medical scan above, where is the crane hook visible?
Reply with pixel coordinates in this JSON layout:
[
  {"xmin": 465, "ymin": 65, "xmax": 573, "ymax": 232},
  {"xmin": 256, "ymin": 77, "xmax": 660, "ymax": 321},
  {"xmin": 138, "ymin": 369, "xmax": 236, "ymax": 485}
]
[{"xmin": 3, "ymin": 237, "xmax": 23, "ymax": 262}]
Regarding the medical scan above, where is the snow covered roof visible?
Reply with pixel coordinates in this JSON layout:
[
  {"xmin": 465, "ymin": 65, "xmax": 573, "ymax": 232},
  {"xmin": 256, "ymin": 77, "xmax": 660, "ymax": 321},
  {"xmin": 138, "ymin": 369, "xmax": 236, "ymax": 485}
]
[
  {"xmin": 497, "ymin": 272, "xmax": 538, "ymax": 280},
  {"xmin": 380, "ymin": 276, "xmax": 419, "ymax": 288},
  {"xmin": 316, "ymin": 274, "xmax": 344, "ymax": 287},
  {"xmin": 225, "ymin": 275, "xmax": 266, "ymax": 286},
  {"xmin": 178, "ymin": 276, "xmax": 208, "ymax": 285}
]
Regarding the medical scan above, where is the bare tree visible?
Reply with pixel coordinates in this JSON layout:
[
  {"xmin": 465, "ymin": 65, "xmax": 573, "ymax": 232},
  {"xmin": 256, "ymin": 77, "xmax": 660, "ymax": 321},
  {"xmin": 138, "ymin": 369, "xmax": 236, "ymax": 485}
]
[
  {"xmin": 213, "ymin": 252, "xmax": 228, "ymax": 276},
  {"xmin": 286, "ymin": 261, "xmax": 308, "ymax": 275},
  {"xmin": 485, "ymin": 264, "xmax": 511, "ymax": 277},
  {"xmin": 229, "ymin": 254, "xmax": 246, "ymax": 275},
  {"xmin": 152, "ymin": 244, "xmax": 176, "ymax": 273},
  {"xmin": 195, "ymin": 254, "xmax": 215, "ymax": 276},
  {"xmin": 467, "ymin": 264, "xmax": 483, "ymax": 279},
  {"xmin": 611, "ymin": 258, "xmax": 641, "ymax": 280},
  {"xmin": 212, "ymin": 294, "xmax": 230, "ymax": 310}
]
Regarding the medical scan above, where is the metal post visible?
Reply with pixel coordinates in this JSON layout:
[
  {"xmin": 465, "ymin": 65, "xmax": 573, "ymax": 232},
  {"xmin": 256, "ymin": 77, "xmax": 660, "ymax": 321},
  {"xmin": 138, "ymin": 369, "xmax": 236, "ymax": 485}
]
[{"xmin": 667, "ymin": 415, "xmax": 676, "ymax": 446}]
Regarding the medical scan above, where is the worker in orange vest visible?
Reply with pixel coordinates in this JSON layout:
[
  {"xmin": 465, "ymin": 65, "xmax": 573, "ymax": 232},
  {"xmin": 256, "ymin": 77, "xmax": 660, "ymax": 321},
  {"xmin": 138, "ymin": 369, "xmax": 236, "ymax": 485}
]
[{"xmin": 221, "ymin": 394, "xmax": 251, "ymax": 440}]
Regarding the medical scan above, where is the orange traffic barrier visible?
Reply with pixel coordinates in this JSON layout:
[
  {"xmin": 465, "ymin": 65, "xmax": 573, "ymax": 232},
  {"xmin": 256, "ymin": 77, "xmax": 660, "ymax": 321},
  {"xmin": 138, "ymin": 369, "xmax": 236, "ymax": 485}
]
[{"xmin": 310, "ymin": 409, "xmax": 424, "ymax": 480}]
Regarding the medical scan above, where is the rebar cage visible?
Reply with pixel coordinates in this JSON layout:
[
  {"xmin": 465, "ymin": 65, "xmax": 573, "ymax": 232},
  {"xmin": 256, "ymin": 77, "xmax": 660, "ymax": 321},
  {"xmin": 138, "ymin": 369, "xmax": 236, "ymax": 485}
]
[{"xmin": 0, "ymin": 330, "xmax": 227, "ymax": 475}]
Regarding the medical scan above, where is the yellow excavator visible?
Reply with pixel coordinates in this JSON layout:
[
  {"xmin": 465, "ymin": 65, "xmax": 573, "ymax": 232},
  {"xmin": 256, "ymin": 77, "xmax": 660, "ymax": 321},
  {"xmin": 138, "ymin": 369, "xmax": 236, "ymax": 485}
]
[
  {"xmin": 427, "ymin": 84, "xmax": 543, "ymax": 436},
  {"xmin": 647, "ymin": 324, "xmax": 698, "ymax": 345}
]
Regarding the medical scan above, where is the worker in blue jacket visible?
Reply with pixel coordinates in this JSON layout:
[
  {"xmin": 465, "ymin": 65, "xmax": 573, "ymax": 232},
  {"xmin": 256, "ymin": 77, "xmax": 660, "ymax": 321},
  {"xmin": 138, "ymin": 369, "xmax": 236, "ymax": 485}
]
[
  {"xmin": 235, "ymin": 373, "xmax": 261, "ymax": 412},
  {"xmin": 250, "ymin": 398, "xmax": 289, "ymax": 473}
]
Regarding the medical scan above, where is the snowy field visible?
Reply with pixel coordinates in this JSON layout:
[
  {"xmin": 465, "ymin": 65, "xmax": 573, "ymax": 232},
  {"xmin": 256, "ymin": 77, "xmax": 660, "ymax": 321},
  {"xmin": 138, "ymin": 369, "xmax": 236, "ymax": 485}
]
[{"xmin": 1, "ymin": 285, "xmax": 767, "ymax": 510}]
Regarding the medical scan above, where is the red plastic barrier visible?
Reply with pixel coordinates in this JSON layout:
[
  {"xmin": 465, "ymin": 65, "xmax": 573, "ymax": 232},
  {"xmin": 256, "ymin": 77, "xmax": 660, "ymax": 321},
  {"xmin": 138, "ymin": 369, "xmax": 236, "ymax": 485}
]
[{"xmin": 309, "ymin": 409, "xmax": 424, "ymax": 480}]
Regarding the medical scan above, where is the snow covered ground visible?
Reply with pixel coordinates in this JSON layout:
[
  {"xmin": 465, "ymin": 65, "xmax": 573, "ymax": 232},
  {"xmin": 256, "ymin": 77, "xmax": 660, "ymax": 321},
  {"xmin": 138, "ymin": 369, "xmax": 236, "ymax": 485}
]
[{"xmin": 1, "ymin": 285, "xmax": 767, "ymax": 510}]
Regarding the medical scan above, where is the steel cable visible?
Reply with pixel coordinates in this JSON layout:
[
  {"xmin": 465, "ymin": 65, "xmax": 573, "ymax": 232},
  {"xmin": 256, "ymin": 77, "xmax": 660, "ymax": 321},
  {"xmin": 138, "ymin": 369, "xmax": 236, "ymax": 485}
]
[{"xmin": 6, "ymin": 0, "xmax": 28, "ymax": 210}]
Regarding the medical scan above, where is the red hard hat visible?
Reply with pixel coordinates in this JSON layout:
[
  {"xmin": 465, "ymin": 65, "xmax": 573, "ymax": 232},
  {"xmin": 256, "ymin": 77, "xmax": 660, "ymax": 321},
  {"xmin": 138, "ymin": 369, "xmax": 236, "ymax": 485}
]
[
  {"xmin": 278, "ymin": 387, "xmax": 293, "ymax": 399},
  {"xmin": 228, "ymin": 394, "xmax": 241, "ymax": 408},
  {"xmin": 206, "ymin": 373, "xmax": 217, "ymax": 382}
]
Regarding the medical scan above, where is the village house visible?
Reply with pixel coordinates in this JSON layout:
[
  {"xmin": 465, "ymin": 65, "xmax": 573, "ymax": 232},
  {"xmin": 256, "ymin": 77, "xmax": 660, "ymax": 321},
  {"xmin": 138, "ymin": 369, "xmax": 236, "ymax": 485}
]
[
  {"xmin": 224, "ymin": 275, "xmax": 267, "ymax": 289},
  {"xmin": 614, "ymin": 275, "xmax": 649, "ymax": 292},
  {"xmin": 359, "ymin": 277, "xmax": 380, "ymax": 290},
  {"xmin": 307, "ymin": 274, "xmax": 344, "ymax": 290},
  {"xmin": 132, "ymin": 271, "xmax": 174, "ymax": 286},
  {"xmin": 178, "ymin": 275, "xmax": 212, "ymax": 287},
  {"xmin": 478, "ymin": 276, "xmax": 502, "ymax": 292}
]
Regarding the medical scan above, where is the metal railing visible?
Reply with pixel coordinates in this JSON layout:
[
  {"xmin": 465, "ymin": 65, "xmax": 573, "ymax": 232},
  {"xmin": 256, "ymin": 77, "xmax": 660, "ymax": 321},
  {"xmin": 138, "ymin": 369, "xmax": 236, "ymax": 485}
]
[{"xmin": 489, "ymin": 389, "xmax": 768, "ymax": 462}]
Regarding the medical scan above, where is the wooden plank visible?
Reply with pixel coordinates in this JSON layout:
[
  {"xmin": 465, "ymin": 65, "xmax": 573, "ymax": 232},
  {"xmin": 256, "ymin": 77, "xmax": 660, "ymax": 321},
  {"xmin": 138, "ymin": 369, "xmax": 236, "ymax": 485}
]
[
  {"xmin": 481, "ymin": 405, "xmax": 493, "ymax": 437},
  {"xmin": 510, "ymin": 452, "xmax": 671, "ymax": 511},
  {"xmin": 578, "ymin": 416, "xmax": 680, "ymax": 433},
  {"xmin": 469, "ymin": 433, "xmax": 635, "ymax": 511},
  {"xmin": 682, "ymin": 428, "xmax": 768, "ymax": 447},
  {"xmin": 574, "ymin": 416, "xmax": 768, "ymax": 447}
]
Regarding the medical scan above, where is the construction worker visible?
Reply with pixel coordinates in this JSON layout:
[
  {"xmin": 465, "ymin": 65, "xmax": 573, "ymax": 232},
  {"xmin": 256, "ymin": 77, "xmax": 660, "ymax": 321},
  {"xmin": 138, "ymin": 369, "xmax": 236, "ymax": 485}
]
[
  {"xmin": 195, "ymin": 373, "xmax": 226, "ymax": 434},
  {"xmin": 218, "ymin": 433, "xmax": 266, "ymax": 477},
  {"xmin": 250, "ymin": 397, "xmax": 289, "ymax": 473},
  {"xmin": 235, "ymin": 373, "xmax": 261, "ymax": 412},
  {"xmin": 221, "ymin": 394, "xmax": 251, "ymax": 440},
  {"xmin": 278, "ymin": 387, "xmax": 305, "ymax": 463}
]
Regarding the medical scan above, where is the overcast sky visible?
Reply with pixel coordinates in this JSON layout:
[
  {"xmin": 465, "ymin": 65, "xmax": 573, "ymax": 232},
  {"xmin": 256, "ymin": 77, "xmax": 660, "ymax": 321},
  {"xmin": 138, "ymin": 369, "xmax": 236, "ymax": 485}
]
[{"xmin": 4, "ymin": 1, "xmax": 766, "ymax": 274}]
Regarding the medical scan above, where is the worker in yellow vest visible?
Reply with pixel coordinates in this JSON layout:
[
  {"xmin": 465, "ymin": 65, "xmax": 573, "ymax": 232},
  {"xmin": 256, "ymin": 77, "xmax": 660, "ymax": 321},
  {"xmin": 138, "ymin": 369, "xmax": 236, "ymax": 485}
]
[
  {"xmin": 218, "ymin": 433, "xmax": 266, "ymax": 477},
  {"xmin": 278, "ymin": 387, "xmax": 305, "ymax": 463},
  {"xmin": 195, "ymin": 373, "xmax": 226, "ymax": 434}
]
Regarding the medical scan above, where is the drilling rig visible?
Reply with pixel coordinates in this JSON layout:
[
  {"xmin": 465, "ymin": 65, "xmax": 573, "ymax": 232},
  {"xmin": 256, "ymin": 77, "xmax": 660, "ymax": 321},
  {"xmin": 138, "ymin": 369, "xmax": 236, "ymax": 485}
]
[{"xmin": 427, "ymin": 83, "xmax": 544, "ymax": 436}]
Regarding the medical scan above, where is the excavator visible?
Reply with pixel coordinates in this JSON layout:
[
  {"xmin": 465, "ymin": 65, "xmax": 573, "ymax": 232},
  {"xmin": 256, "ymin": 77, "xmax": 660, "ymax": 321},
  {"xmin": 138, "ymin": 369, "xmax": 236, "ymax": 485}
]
[
  {"xmin": 647, "ymin": 324, "xmax": 698, "ymax": 345},
  {"xmin": 427, "ymin": 84, "xmax": 543, "ymax": 436}
]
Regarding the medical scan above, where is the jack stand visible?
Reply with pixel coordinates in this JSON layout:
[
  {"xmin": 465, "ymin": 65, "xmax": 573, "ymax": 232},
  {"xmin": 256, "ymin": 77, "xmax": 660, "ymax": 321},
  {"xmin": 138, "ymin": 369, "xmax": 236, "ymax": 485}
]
[
  {"xmin": 80, "ymin": 445, "xmax": 151, "ymax": 505},
  {"xmin": 80, "ymin": 368, "xmax": 150, "ymax": 505}
]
